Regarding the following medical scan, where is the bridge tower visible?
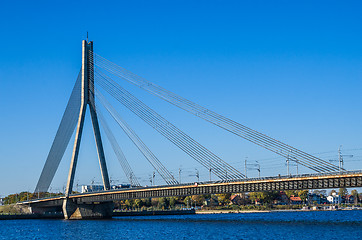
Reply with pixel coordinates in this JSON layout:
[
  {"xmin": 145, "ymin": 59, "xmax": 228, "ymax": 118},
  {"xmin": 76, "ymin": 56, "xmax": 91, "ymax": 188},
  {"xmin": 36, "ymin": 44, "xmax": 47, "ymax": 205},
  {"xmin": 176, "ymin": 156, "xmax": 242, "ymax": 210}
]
[
  {"xmin": 65, "ymin": 40, "xmax": 110, "ymax": 196},
  {"xmin": 62, "ymin": 40, "xmax": 113, "ymax": 219}
]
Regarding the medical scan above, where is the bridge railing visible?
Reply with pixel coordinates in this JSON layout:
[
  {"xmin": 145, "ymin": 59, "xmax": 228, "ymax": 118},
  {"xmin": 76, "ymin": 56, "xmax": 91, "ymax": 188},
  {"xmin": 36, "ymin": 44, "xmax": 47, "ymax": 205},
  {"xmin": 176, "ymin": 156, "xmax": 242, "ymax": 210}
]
[{"xmin": 221, "ymin": 170, "xmax": 362, "ymax": 184}]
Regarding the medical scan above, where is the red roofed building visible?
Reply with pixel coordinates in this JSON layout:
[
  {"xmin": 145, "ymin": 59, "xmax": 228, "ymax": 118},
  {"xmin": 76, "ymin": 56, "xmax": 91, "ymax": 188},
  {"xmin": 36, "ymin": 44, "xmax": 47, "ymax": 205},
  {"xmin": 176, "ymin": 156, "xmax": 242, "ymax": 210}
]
[
  {"xmin": 289, "ymin": 195, "xmax": 302, "ymax": 205},
  {"xmin": 345, "ymin": 195, "xmax": 355, "ymax": 204},
  {"xmin": 230, "ymin": 193, "xmax": 249, "ymax": 205}
]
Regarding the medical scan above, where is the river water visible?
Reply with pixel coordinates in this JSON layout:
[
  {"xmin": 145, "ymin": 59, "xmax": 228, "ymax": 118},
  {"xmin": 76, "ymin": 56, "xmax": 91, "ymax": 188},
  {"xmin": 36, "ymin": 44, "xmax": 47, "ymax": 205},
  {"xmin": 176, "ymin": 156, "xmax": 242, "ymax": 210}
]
[{"xmin": 1, "ymin": 210, "xmax": 361, "ymax": 239}]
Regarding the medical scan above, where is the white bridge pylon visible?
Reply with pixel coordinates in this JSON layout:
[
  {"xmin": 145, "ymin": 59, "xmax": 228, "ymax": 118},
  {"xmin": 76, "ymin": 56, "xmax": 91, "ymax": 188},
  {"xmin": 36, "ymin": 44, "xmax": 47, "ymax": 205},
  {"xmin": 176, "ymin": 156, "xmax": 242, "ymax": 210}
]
[{"xmin": 65, "ymin": 40, "xmax": 110, "ymax": 196}]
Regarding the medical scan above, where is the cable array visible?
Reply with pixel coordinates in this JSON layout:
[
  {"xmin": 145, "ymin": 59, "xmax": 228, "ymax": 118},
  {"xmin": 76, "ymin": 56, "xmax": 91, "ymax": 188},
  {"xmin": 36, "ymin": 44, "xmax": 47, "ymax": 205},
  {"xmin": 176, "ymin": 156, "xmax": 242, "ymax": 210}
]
[
  {"xmin": 95, "ymin": 105, "xmax": 141, "ymax": 187},
  {"xmin": 91, "ymin": 87, "xmax": 178, "ymax": 185},
  {"xmin": 35, "ymin": 71, "xmax": 82, "ymax": 193},
  {"xmin": 94, "ymin": 68, "xmax": 245, "ymax": 180},
  {"xmin": 92, "ymin": 51, "xmax": 341, "ymax": 173}
]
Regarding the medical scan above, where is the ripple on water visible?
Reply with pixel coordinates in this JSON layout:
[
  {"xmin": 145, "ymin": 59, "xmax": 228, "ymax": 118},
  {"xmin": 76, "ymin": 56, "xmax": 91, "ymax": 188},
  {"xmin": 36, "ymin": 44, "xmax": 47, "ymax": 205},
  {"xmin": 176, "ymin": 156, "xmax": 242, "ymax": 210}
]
[{"xmin": 0, "ymin": 210, "xmax": 361, "ymax": 240}]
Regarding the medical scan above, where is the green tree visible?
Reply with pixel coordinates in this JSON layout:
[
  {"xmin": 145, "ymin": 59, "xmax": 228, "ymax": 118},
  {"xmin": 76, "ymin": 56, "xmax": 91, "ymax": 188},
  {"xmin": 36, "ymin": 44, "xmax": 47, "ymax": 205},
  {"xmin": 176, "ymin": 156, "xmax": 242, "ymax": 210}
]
[
  {"xmin": 158, "ymin": 197, "xmax": 169, "ymax": 209},
  {"xmin": 351, "ymin": 190, "xmax": 358, "ymax": 204},
  {"xmin": 151, "ymin": 198, "xmax": 159, "ymax": 207},
  {"xmin": 124, "ymin": 199, "xmax": 134, "ymax": 209},
  {"xmin": 143, "ymin": 198, "xmax": 151, "ymax": 207},
  {"xmin": 313, "ymin": 190, "xmax": 327, "ymax": 198},
  {"xmin": 192, "ymin": 195, "xmax": 205, "ymax": 206},
  {"xmin": 203, "ymin": 194, "xmax": 211, "ymax": 200},
  {"xmin": 351, "ymin": 189, "xmax": 358, "ymax": 196},
  {"xmin": 248, "ymin": 191, "xmax": 278, "ymax": 205},
  {"xmin": 265, "ymin": 191, "xmax": 279, "ymax": 204},
  {"xmin": 249, "ymin": 192, "xmax": 265, "ymax": 204},
  {"xmin": 184, "ymin": 196, "xmax": 192, "ymax": 207},
  {"xmin": 216, "ymin": 194, "xmax": 231, "ymax": 205},
  {"xmin": 285, "ymin": 190, "xmax": 297, "ymax": 198},
  {"xmin": 297, "ymin": 190, "xmax": 309, "ymax": 202},
  {"xmin": 338, "ymin": 188, "xmax": 348, "ymax": 197},
  {"xmin": 248, "ymin": 192, "xmax": 259, "ymax": 204},
  {"xmin": 134, "ymin": 199, "xmax": 142, "ymax": 209},
  {"xmin": 168, "ymin": 197, "xmax": 176, "ymax": 208}
]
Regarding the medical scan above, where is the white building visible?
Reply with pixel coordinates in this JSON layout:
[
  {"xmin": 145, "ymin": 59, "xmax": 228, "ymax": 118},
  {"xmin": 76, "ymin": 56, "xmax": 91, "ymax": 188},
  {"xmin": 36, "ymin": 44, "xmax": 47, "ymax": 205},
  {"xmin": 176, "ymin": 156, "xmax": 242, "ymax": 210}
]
[
  {"xmin": 0, "ymin": 198, "xmax": 4, "ymax": 206},
  {"xmin": 327, "ymin": 192, "xmax": 341, "ymax": 204}
]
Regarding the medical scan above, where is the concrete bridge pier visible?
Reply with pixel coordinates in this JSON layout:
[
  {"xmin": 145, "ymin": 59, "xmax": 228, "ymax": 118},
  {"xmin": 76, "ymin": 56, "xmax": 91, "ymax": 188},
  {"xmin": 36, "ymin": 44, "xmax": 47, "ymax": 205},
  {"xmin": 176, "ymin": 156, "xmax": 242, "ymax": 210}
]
[{"xmin": 62, "ymin": 199, "xmax": 114, "ymax": 220}]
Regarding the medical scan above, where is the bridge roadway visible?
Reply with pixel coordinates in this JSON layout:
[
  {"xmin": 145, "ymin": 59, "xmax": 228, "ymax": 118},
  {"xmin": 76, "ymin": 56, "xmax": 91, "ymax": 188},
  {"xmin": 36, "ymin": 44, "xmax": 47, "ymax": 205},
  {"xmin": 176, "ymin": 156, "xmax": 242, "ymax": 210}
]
[{"xmin": 21, "ymin": 170, "xmax": 362, "ymax": 208}]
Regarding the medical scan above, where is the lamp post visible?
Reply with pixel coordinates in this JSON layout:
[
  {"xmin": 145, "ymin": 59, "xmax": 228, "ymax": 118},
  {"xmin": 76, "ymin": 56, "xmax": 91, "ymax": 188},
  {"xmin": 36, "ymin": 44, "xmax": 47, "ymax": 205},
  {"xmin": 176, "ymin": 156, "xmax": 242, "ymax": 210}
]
[{"xmin": 195, "ymin": 169, "xmax": 200, "ymax": 182}]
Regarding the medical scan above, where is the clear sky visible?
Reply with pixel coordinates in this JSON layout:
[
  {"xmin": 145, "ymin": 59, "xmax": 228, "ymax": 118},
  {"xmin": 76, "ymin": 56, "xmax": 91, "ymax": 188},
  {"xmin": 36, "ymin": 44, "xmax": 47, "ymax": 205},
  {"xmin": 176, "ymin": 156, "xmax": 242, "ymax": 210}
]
[{"xmin": 1, "ymin": 1, "xmax": 362, "ymax": 196}]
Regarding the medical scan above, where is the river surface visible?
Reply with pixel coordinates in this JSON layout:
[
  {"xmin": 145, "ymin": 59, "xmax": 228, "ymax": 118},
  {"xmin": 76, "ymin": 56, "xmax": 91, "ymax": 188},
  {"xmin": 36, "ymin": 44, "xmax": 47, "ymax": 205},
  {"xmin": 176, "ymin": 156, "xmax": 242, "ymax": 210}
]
[{"xmin": 1, "ymin": 210, "xmax": 361, "ymax": 239}]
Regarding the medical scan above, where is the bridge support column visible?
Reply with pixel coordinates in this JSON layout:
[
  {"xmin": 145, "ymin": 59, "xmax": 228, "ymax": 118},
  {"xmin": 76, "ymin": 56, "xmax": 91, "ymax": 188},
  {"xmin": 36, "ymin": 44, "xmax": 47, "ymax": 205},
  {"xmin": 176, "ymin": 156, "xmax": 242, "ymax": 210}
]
[{"xmin": 62, "ymin": 199, "xmax": 114, "ymax": 220}]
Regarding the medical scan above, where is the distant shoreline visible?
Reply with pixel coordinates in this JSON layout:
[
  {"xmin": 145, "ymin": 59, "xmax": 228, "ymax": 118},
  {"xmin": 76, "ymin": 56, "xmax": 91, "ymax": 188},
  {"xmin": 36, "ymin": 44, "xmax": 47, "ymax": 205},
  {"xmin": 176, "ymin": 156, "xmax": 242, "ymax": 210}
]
[
  {"xmin": 196, "ymin": 208, "xmax": 362, "ymax": 214},
  {"xmin": 197, "ymin": 210, "xmax": 271, "ymax": 214}
]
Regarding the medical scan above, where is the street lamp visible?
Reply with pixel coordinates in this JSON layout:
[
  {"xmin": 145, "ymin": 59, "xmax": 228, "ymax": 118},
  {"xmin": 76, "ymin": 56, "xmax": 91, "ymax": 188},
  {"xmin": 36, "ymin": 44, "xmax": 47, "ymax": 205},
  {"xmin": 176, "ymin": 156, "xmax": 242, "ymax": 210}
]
[{"xmin": 195, "ymin": 169, "xmax": 200, "ymax": 182}]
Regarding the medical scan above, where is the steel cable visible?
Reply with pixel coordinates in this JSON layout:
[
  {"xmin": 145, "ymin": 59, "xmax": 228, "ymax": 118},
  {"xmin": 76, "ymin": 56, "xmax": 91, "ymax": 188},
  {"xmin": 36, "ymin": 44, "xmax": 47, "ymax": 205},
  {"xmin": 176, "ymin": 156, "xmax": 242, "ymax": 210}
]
[
  {"xmin": 35, "ymin": 70, "xmax": 82, "ymax": 193},
  {"xmin": 94, "ymin": 70, "xmax": 245, "ymax": 180},
  {"xmin": 91, "ymin": 52, "xmax": 340, "ymax": 172},
  {"xmin": 92, "ymin": 101, "xmax": 141, "ymax": 187},
  {"xmin": 91, "ymin": 86, "xmax": 178, "ymax": 185}
]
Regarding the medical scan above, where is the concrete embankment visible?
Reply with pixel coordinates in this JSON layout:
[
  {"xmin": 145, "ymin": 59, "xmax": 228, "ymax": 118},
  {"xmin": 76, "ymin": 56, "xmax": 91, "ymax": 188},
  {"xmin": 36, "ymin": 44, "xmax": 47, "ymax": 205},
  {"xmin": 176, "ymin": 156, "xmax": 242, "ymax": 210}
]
[{"xmin": 196, "ymin": 210, "xmax": 271, "ymax": 214}]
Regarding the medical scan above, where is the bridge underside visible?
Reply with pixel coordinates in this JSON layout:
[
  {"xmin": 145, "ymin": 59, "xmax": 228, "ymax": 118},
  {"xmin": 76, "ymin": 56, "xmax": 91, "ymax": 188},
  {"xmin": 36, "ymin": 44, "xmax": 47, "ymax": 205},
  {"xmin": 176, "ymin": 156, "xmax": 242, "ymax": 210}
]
[
  {"xmin": 62, "ymin": 199, "xmax": 113, "ymax": 220},
  {"xmin": 24, "ymin": 172, "xmax": 362, "ymax": 219}
]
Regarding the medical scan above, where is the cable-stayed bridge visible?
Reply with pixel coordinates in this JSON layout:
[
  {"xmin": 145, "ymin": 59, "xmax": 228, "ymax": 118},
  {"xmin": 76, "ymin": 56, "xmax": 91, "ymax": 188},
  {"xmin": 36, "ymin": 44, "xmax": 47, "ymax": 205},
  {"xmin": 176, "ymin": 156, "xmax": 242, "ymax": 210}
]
[{"xmin": 19, "ymin": 40, "xmax": 362, "ymax": 219}]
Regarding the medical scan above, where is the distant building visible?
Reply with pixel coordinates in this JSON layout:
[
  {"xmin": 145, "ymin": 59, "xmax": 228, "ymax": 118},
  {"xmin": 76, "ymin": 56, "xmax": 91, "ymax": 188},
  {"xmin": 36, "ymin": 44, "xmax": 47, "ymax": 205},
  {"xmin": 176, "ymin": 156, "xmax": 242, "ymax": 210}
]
[
  {"xmin": 203, "ymin": 196, "xmax": 219, "ymax": 207},
  {"xmin": 308, "ymin": 193, "xmax": 327, "ymax": 205},
  {"xmin": 0, "ymin": 198, "xmax": 4, "ymax": 206},
  {"xmin": 289, "ymin": 195, "xmax": 302, "ymax": 205},
  {"xmin": 345, "ymin": 195, "xmax": 355, "ymax": 204},
  {"xmin": 327, "ymin": 192, "xmax": 341, "ymax": 204},
  {"xmin": 230, "ymin": 193, "xmax": 249, "ymax": 205}
]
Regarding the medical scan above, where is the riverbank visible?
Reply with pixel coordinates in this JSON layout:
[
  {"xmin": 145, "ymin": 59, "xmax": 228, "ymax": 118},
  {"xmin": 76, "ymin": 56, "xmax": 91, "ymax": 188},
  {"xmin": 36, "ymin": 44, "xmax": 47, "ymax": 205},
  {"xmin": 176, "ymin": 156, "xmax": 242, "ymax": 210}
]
[
  {"xmin": 196, "ymin": 210, "xmax": 270, "ymax": 214},
  {"xmin": 113, "ymin": 209, "xmax": 195, "ymax": 216},
  {"xmin": 196, "ymin": 207, "xmax": 362, "ymax": 214}
]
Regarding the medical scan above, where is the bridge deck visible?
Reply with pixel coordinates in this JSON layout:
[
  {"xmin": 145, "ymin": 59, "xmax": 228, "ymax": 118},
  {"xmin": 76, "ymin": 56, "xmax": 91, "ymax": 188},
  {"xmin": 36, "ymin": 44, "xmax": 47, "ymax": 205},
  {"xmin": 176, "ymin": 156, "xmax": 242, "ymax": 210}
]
[{"xmin": 21, "ymin": 171, "xmax": 362, "ymax": 207}]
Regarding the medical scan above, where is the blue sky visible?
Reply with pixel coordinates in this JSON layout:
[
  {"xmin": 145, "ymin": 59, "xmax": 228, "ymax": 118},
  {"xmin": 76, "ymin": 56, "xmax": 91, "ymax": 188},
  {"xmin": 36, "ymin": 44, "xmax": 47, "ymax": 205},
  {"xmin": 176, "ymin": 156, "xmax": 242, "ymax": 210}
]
[{"xmin": 1, "ymin": 1, "xmax": 362, "ymax": 196}]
